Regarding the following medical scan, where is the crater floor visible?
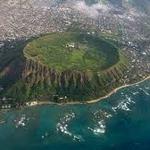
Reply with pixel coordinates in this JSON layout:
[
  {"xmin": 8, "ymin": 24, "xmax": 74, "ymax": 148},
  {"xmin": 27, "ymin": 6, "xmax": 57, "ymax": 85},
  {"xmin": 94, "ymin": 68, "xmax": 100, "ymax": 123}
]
[{"xmin": 24, "ymin": 32, "xmax": 119, "ymax": 72}]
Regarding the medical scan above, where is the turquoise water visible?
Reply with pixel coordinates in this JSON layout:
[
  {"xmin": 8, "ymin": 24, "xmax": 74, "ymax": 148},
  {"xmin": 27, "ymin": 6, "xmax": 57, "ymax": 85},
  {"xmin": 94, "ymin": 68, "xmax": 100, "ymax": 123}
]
[{"xmin": 0, "ymin": 80, "xmax": 150, "ymax": 150}]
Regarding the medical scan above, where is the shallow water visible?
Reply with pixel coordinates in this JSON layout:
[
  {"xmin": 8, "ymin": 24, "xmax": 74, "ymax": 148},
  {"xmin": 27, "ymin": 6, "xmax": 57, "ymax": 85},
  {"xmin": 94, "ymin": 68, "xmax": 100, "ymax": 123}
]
[{"xmin": 0, "ymin": 79, "xmax": 150, "ymax": 150}]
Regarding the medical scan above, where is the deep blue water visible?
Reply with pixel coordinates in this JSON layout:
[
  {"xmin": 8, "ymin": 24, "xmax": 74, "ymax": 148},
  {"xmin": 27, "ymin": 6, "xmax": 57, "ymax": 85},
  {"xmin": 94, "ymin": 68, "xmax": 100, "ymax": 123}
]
[{"xmin": 0, "ymin": 79, "xmax": 150, "ymax": 150}]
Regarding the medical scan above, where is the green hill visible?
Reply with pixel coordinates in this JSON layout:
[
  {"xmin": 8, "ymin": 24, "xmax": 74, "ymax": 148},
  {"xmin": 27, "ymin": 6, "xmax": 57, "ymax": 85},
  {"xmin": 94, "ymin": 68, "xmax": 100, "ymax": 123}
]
[{"xmin": 0, "ymin": 32, "xmax": 128, "ymax": 104}]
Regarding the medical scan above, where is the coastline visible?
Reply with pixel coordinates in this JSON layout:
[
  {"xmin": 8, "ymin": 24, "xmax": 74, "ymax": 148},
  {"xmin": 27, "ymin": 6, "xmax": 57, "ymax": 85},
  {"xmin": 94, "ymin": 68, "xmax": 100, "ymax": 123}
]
[
  {"xmin": 85, "ymin": 75, "xmax": 150, "ymax": 104},
  {"xmin": 26, "ymin": 75, "xmax": 150, "ymax": 107}
]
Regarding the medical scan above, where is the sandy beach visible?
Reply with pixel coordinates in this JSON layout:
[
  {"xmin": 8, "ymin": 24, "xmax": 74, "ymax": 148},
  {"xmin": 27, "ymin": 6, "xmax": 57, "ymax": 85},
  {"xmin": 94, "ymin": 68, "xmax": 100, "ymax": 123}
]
[
  {"xmin": 26, "ymin": 75, "xmax": 150, "ymax": 107},
  {"xmin": 86, "ymin": 75, "xmax": 150, "ymax": 104}
]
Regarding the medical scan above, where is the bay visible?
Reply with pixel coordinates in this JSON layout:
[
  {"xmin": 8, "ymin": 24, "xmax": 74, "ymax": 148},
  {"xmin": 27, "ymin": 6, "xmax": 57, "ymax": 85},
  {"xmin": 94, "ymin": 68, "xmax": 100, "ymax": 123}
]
[{"xmin": 0, "ymin": 79, "xmax": 150, "ymax": 150}]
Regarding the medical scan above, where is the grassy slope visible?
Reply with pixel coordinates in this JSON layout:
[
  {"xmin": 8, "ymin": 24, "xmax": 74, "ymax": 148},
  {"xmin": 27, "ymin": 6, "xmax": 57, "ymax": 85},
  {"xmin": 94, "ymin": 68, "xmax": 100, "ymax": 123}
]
[{"xmin": 0, "ymin": 32, "xmax": 128, "ymax": 103}]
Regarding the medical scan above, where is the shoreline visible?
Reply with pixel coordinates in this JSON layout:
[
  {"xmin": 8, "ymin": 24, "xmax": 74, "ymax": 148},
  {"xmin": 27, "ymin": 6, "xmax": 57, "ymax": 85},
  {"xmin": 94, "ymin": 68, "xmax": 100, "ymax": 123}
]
[
  {"xmin": 26, "ymin": 75, "xmax": 150, "ymax": 107},
  {"xmin": 85, "ymin": 75, "xmax": 150, "ymax": 104}
]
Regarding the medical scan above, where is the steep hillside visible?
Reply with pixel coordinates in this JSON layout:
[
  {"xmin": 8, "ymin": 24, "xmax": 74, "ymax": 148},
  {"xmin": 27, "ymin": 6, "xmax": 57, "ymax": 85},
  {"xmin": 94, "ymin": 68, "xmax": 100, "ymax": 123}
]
[{"xmin": 0, "ymin": 32, "xmax": 128, "ymax": 104}]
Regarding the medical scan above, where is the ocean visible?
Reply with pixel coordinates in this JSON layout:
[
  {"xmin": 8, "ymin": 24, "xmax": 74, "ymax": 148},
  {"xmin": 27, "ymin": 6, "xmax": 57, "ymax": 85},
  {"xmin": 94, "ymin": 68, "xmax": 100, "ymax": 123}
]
[{"xmin": 0, "ymin": 79, "xmax": 150, "ymax": 150}]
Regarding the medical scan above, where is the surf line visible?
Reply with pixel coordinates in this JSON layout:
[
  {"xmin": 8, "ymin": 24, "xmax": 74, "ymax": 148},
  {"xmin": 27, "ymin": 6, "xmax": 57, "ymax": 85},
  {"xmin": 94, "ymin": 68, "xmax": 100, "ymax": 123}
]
[{"xmin": 25, "ymin": 75, "xmax": 150, "ymax": 107}]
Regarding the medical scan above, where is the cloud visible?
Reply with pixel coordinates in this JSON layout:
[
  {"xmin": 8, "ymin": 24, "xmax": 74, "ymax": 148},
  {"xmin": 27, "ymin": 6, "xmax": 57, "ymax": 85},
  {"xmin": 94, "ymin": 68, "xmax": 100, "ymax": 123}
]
[{"xmin": 73, "ymin": 1, "xmax": 110, "ymax": 18}]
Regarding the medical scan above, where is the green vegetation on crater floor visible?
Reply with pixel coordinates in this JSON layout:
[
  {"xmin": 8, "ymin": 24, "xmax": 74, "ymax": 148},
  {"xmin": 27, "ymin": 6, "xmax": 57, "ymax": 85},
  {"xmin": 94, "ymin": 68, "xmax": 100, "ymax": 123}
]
[
  {"xmin": 24, "ymin": 32, "xmax": 119, "ymax": 72},
  {"xmin": 0, "ymin": 32, "xmax": 128, "ymax": 104}
]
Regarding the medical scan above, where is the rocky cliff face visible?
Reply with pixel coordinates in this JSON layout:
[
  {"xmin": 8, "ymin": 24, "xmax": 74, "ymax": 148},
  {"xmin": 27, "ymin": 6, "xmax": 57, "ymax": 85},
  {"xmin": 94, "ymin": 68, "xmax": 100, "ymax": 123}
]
[
  {"xmin": 0, "ymin": 38, "xmax": 128, "ymax": 104},
  {"xmin": 22, "ymin": 59, "xmax": 90, "ymax": 88},
  {"xmin": 4, "ymin": 55, "xmax": 126, "ymax": 102}
]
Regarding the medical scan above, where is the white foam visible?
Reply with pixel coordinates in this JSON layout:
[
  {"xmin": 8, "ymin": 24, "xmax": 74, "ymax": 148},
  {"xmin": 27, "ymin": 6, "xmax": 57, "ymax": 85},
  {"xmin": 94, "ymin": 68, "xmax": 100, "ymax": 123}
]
[
  {"xmin": 145, "ymin": 86, "xmax": 150, "ymax": 90},
  {"xmin": 56, "ymin": 112, "xmax": 84, "ymax": 142},
  {"xmin": 139, "ymin": 88, "xmax": 150, "ymax": 96},
  {"xmin": 88, "ymin": 120, "xmax": 106, "ymax": 135},
  {"xmin": 94, "ymin": 110, "xmax": 112, "ymax": 119},
  {"xmin": 14, "ymin": 114, "xmax": 30, "ymax": 128},
  {"xmin": 132, "ymin": 91, "xmax": 139, "ymax": 95}
]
